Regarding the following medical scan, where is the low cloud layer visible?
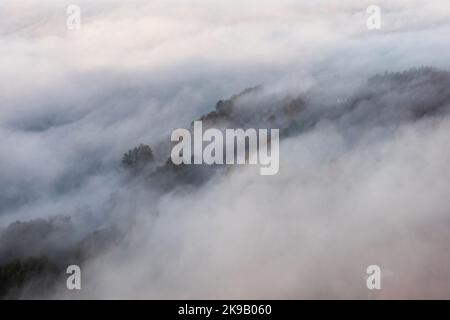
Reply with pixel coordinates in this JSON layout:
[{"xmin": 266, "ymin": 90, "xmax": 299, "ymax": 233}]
[{"xmin": 1, "ymin": 1, "xmax": 450, "ymax": 299}]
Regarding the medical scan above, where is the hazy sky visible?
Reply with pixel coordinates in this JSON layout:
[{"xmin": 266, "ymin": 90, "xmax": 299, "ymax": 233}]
[{"xmin": 1, "ymin": 0, "xmax": 450, "ymax": 299}]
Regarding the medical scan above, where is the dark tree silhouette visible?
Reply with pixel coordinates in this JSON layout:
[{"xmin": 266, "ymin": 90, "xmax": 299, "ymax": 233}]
[{"xmin": 122, "ymin": 144, "xmax": 154, "ymax": 170}]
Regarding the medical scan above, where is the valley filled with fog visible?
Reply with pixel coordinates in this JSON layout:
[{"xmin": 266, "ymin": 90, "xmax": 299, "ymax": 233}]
[{"xmin": 1, "ymin": 0, "xmax": 450, "ymax": 298}]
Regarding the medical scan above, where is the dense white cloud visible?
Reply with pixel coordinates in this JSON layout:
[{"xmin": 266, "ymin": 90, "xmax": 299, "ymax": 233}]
[{"xmin": 1, "ymin": 0, "xmax": 450, "ymax": 298}]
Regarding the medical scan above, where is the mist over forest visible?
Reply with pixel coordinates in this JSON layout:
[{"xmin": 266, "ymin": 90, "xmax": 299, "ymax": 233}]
[{"xmin": 1, "ymin": 0, "xmax": 450, "ymax": 299}]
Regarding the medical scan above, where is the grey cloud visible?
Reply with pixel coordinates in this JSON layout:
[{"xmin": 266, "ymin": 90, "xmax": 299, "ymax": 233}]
[{"xmin": 1, "ymin": 0, "xmax": 450, "ymax": 299}]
